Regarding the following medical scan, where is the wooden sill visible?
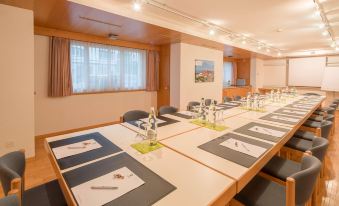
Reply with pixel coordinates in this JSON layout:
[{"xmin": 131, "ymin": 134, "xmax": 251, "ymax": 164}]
[{"xmin": 72, "ymin": 89, "xmax": 149, "ymax": 95}]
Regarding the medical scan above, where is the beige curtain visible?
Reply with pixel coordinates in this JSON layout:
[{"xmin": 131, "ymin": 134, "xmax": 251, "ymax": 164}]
[
  {"xmin": 146, "ymin": 50, "xmax": 159, "ymax": 91},
  {"xmin": 231, "ymin": 62, "xmax": 238, "ymax": 85},
  {"xmin": 49, "ymin": 37, "xmax": 73, "ymax": 97}
]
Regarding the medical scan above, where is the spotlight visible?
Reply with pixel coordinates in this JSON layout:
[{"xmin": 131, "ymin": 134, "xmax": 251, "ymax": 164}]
[
  {"xmin": 318, "ymin": 23, "xmax": 325, "ymax": 29},
  {"xmin": 241, "ymin": 40, "xmax": 247, "ymax": 44},
  {"xmin": 336, "ymin": 47, "xmax": 339, "ymax": 51},
  {"xmin": 208, "ymin": 29, "xmax": 215, "ymax": 36},
  {"xmin": 331, "ymin": 42, "xmax": 336, "ymax": 48},
  {"xmin": 278, "ymin": 52, "xmax": 282, "ymax": 56},
  {"xmin": 133, "ymin": 1, "xmax": 141, "ymax": 11},
  {"xmin": 322, "ymin": 30, "xmax": 329, "ymax": 36},
  {"xmin": 266, "ymin": 48, "xmax": 270, "ymax": 53}
]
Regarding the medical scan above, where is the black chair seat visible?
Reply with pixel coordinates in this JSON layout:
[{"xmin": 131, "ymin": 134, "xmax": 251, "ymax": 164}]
[
  {"xmin": 302, "ymin": 120, "xmax": 321, "ymax": 128},
  {"xmin": 308, "ymin": 115, "xmax": 323, "ymax": 122},
  {"xmin": 285, "ymin": 137, "xmax": 313, "ymax": 152},
  {"xmin": 294, "ymin": 130, "xmax": 317, "ymax": 141},
  {"xmin": 23, "ymin": 180, "xmax": 67, "ymax": 206},
  {"xmin": 235, "ymin": 175, "xmax": 286, "ymax": 206},
  {"xmin": 262, "ymin": 156, "xmax": 300, "ymax": 181},
  {"xmin": 326, "ymin": 114, "xmax": 335, "ymax": 122}
]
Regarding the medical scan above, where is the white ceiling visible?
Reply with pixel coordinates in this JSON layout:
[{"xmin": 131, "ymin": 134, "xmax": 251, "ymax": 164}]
[{"xmin": 70, "ymin": 0, "xmax": 339, "ymax": 57}]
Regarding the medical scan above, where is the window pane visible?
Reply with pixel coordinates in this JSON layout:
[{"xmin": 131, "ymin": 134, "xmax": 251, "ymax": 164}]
[
  {"xmin": 223, "ymin": 62, "xmax": 233, "ymax": 87},
  {"xmin": 70, "ymin": 41, "xmax": 146, "ymax": 93}
]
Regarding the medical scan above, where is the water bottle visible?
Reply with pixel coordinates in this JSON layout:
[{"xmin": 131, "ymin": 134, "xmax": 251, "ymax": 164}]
[{"xmin": 147, "ymin": 107, "xmax": 158, "ymax": 146}]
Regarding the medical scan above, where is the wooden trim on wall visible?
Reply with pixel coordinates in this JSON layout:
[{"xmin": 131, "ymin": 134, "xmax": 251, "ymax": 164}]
[
  {"xmin": 72, "ymin": 89, "xmax": 148, "ymax": 96},
  {"xmin": 34, "ymin": 26, "xmax": 160, "ymax": 51},
  {"xmin": 35, "ymin": 120, "xmax": 120, "ymax": 140}
]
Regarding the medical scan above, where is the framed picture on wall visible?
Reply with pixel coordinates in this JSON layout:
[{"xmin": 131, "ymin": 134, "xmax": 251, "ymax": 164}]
[{"xmin": 195, "ymin": 59, "xmax": 214, "ymax": 83}]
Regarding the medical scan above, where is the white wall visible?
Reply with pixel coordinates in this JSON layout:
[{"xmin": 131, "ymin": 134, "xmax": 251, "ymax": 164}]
[
  {"xmin": 34, "ymin": 35, "xmax": 157, "ymax": 136},
  {"xmin": 0, "ymin": 5, "xmax": 35, "ymax": 157},
  {"xmin": 289, "ymin": 57, "xmax": 326, "ymax": 87},
  {"xmin": 170, "ymin": 43, "xmax": 223, "ymax": 110},
  {"xmin": 262, "ymin": 59, "xmax": 287, "ymax": 87},
  {"xmin": 250, "ymin": 58, "xmax": 264, "ymax": 90}
]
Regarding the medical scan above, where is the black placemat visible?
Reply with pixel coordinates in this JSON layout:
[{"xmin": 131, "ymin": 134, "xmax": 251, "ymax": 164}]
[
  {"xmin": 170, "ymin": 112, "xmax": 193, "ymax": 119},
  {"xmin": 274, "ymin": 108, "xmax": 308, "ymax": 117},
  {"xmin": 127, "ymin": 115, "xmax": 180, "ymax": 130},
  {"xmin": 260, "ymin": 113, "xmax": 302, "ymax": 125},
  {"xmin": 285, "ymin": 103, "xmax": 313, "ymax": 110},
  {"xmin": 63, "ymin": 152, "xmax": 176, "ymax": 206},
  {"xmin": 198, "ymin": 133, "xmax": 273, "ymax": 168},
  {"xmin": 233, "ymin": 122, "xmax": 290, "ymax": 142},
  {"xmin": 49, "ymin": 132, "xmax": 122, "ymax": 170}
]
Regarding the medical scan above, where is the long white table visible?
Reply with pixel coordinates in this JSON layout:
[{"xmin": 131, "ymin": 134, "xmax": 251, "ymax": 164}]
[
  {"xmin": 45, "ymin": 124, "xmax": 236, "ymax": 206},
  {"xmin": 45, "ymin": 94, "xmax": 325, "ymax": 205}
]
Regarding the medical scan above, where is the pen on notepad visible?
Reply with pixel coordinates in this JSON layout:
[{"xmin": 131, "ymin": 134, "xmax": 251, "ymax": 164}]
[
  {"xmin": 90, "ymin": 186, "xmax": 119, "ymax": 190},
  {"xmin": 67, "ymin": 146, "xmax": 86, "ymax": 149}
]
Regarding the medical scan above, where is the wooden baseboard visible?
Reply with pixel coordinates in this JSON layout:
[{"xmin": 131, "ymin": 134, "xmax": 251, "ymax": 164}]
[{"xmin": 35, "ymin": 121, "xmax": 120, "ymax": 140}]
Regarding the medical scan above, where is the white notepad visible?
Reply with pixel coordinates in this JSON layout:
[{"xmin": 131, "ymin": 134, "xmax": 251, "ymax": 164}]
[
  {"xmin": 248, "ymin": 126, "xmax": 285, "ymax": 138},
  {"xmin": 270, "ymin": 115, "xmax": 299, "ymax": 123},
  {"xmin": 224, "ymin": 102, "xmax": 238, "ymax": 106},
  {"xmin": 292, "ymin": 104, "xmax": 312, "ymax": 109},
  {"xmin": 220, "ymin": 138, "xmax": 267, "ymax": 158},
  {"xmin": 139, "ymin": 118, "xmax": 166, "ymax": 124},
  {"xmin": 281, "ymin": 109, "xmax": 306, "ymax": 115},
  {"xmin": 72, "ymin": 167, "xmax": 145, "ymax": 206},
  {"xmin": 178, "ymin": 111, "xmax": 195, "ymax": 116},
  {"xmin": 52, "ymin": 139, "xmax": 102, "ymax": 159}
]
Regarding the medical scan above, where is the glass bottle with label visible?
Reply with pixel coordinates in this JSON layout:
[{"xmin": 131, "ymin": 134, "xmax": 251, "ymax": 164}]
[{"xmin": 147, "ymin": 107, "xmax": 158, "ymax": 146}]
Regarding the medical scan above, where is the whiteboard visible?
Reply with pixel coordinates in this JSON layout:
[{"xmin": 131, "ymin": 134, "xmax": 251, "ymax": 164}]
[
  {"xmin": 288, "ymin": 57, "xmax": 326, "ymax": 87},
  {"xmin": 321, "ymin": 67, "xmax": 339, "ymax": 92}
]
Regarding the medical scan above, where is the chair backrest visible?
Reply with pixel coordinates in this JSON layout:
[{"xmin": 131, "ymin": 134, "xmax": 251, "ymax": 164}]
[
  {"xmin": 204, "ymin": 99, "xmax": 217, "ymax": 106},
  {"xmin": 326, "ymin": 107, "xmax": 335, "ymax": 115},
  {"xmin": 234, "ymin": 96, "xmax": 242, "ymax": 101},
  {"xmin": 304, "ymin": 92, "xmax": 321, "ymax": 96},
  {"xmin": 0, "ymin": 195, "xmax": 19, "ymax": 206},
  {"xmin": 0, "ymin": 151, "xmax": 25, "ymax": 195},
  {"xmin": 308, "ymin": 137, "xmax": 329, "ymax": 162},
  {"xmin": 187, "ymin": 101, "xmax": 200, "ymax": 111},
  {"xmin": 159, "ymin": 106, "xmax": 178, "ymax": 115},
  {"xmin": 223, "ymin": 96, "xmax": 232, "ymax": 102},
  {"xmin": 122, "ymin": 110, "xmax": 149, "ymax": 122},
  {"xmin": 321, "ymin": 120, "xmax": 333, "ymax": 139},
  {"xmin": 291, "ymin": 155, "xmax": 321, "ymax": 205}
]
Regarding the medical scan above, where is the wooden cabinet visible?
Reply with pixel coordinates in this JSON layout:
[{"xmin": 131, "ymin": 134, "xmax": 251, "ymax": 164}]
[{"xmin": 222, "ymin": 86, "xmax": 252, "ymax": 98}]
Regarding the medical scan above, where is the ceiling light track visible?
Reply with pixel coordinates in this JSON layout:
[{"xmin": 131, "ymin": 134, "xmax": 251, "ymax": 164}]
[
  {"xmin": 79, "ymin": 16, "xmax": 122, "ymax": 28},
  {"xmin": 142, "ymin": 0, "xmax": 282, "ymax": 56}
]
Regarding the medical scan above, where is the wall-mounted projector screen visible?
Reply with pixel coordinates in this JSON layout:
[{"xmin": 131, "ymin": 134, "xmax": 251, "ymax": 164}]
[
  {"xmin": 288, "ymin": 57, "xmax": 326, "ymax": 87},
  {"xmin": 321, "ymin": 67, "xmax": 339, "ymax": 92}
]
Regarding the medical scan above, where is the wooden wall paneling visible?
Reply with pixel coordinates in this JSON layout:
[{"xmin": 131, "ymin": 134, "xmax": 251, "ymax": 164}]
[
  {"xmin": 236, "ymin": 58, "xmax": 251, "ymax": 85},
  {"xmin": 157, "ymin": 44, "xmax": 171, "ymax": 108},
  {"xmin": 34, "ymin": 26, "xmax": 160, "ymax": 51},
  {"xmin": 0, "ymin": 0, "xmax": 33, "ymax": 10}
]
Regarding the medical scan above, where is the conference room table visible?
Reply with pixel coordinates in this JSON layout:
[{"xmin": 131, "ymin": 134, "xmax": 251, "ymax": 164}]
[{"xmin": 44, "ymin": 94, "xmax": 325, "ymax": 206}]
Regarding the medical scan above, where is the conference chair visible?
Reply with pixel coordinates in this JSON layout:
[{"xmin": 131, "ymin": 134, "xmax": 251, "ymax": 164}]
[
  {"xmin": 223, "ymin": 96, "xmax": 232, "ymax": 103},
  {"xmin": 187, "ymin": 101, "xmax": 200, "ymax": 111},
  {"xmin": 299, "ymin": 120, "xmax": 332, "ymax": 138},
  {"xmin": 233, "ymin": 96, "xmax": 242, "ymax": 101},
  {"xmin": 204, "ymin": 99, "xmax": 217, "ymax": 106},
  {"xmin": 0, "ymin": 150, "xmax": 67, "ymax": 206},
  {"xmin": 234, "ymin": 155, "xmax": 321, "ymax": 206},
  {"xmin": 304, "ymin": 92, "xmax": 321, "ymax": 96},
  {"xmin": 0, "ymin": 195, "xmax": 19, "ymax": 206},
  {"xmin": 158, "ymin": 106, "xmax": 178, "ymax": 115},
  {"xmin": 121, "ymin": 110, "xmax": 149, "ymax": 122}
]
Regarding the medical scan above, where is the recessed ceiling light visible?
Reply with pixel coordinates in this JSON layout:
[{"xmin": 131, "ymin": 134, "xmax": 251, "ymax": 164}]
[
  {"xmin": 208, "ymin": 29, "xmax": 215, "ymax": 36},
  {"xmin": 278, "ymin": 52, "xmax": 282, "ymax": 56},
  {"xmin": 322, "ymin": 30, "xmax": 329, "ymax": 36},
  {"xmin": 241, "ymin": 40, "xmax": 247, "ymax": 44},
  {"xmin": 336, "ymin": 47, "xmax": 339, "ymax": 51},
  {"xmin": 266, "ymin": 48, "xmax": 270, "ymax": 53},
  {"xmin": 133, "ymin": 1, "xmax": 141, "ymax": 11},
  {"xmin": 315, "ymin": 10, "xmax": 321, "ymax": 16},
  {"xmin": 257, "ymin": 45, "xmax": 262, "ymax": 50}
]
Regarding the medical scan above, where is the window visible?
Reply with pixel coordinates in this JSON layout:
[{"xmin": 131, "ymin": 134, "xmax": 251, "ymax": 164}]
[
  {"xmin": 223, "ymin": 62, "xmax": 233, "ymax": 87},
  {"xmin": 70, "ymin": 41, "xmax": 146, "ymax": 93}
]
